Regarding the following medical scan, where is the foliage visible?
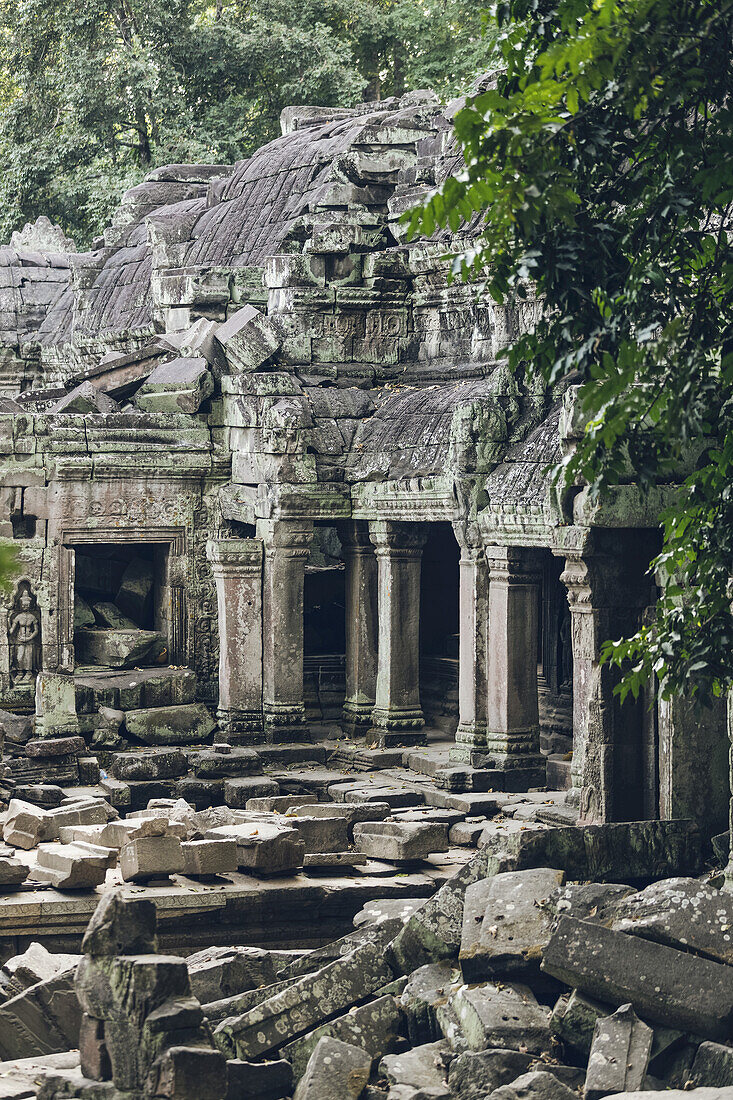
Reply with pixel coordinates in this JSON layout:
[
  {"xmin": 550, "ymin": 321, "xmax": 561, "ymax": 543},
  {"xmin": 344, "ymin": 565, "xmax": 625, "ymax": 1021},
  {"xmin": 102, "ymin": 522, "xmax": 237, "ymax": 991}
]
[
  {"xmin": 407, "ymin": 0, "xmax": 733, "ymax": 704},
  {"xmin": 0, "ymin": 0, "xmax": 493, "ymax": 247}
]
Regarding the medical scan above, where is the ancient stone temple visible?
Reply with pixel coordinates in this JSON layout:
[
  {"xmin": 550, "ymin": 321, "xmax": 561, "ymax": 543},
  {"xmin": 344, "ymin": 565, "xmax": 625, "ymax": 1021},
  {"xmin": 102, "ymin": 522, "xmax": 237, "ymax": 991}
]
[{"xmin": 0, "ymin": 88, "xmax": 730, "ymax": 1100}]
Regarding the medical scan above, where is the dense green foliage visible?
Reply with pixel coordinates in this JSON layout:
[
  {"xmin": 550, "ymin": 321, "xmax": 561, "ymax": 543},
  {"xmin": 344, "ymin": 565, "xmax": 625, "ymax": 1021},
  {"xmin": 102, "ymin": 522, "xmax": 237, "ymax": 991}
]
[
  {"xmin": 409, "ymin": 0, "xmax": 733, "ymax": 703},
  {"xmin": 0, "ymin": 0, "xmax": 491, "ymax": 246}
]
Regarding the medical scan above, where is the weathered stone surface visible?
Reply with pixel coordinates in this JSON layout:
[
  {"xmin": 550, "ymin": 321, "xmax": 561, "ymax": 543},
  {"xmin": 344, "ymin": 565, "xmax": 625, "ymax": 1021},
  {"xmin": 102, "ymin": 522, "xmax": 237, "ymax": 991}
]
[
  {"xmin": 181, "ymin": 838, "xmax": 238, "ymax": 876},
  {"xmin": 81, "ymin": 890, "xmax": 157, "ymax": 956},
  {"xmin": 400, "ymin": 961, "xmax": 462, "ymax": 1045},
  {"xmin": 294, "ymin": 1036, "xmax": 372, "ymax": 1100},
  {"xmin": 353, "ymin": 820, "xmax": 449, "ymax": 861},
  {"xmin": 448, "ymin": 1049, "xmax": 535, "ymax": 1100},
  {"xmin": 116, "ymin": 556, "xmax": 154, "ymax": 623},
  {"xmin": 550, "ymin": 989, "xmax": 610, "ymax": 1058},
  {"xmin": 354, "ymin": 899, "xmax": 426, "ymax": 928},
  {"xmin": 41, "ymin": 799, "xmax": 116, "ymax": 840},
  {"xmin": 584, "ymin": 1004, "xmax": 653, "ymax": 1100},
  {"xmin": 612, "ymin": 877, "xmax": 733, "ymax": 965},
  {"xmin": 206, "ymin": 821, "xmax": 305, "ymax": 874},
  {"xmin": 91, "ymin": 601, "xmax": 138, "ymax": 629},
  {"xmin": 542, "ymin": 916, "xmax": 733, "ymax": 1039},
  {"xmin": 3, "ymin": 799, "xmax": 46, "ymax": 848},
  {"xmin": 226, "ymin": 1057, "xmax": 293, "ymax": 1100},
  {"xmin": 0, "ymin": 970, "xmax": 82, "ymax": 1059},
  {"xmin": 549, "ymin": 881, "xmax": 635, "ymax": 923},
  {"xmin": 246, "ymin": 794, "xmax": 314, "ymax": 812},
  {"xmin": 52, "ymin": 380, "xmax": 119, "ymax": 414},
  {"xmin": 188, "ymin": 946, "xmax": 277, "ymax": 1004},
  {"xmin": 283, "ymin": 994, "xmax": 403, "ymax": 1079},
  {"xmin": 0, "ymin": 853, "xmax": 30, "ymax": 886},
  {"xmin": 192, "ymin": 747, "xmax": 262, "ymax": 778},
  {"xmin": 690, "ymin": 1041, "xmax": 733, "ymax": 1087},
  {"xmin": 389, "ymin": 849, "xmax": 508, "ymax": 974},
  {"xmin": 25, "ymin": 736, "xmax": 86, "ymax": 757},
  {"xmin": 379, "ymin": 1040, "xmax": 451, "ymax": 1097},
  {"xmin": 488, "ymin": 1069, "xmax": 580, "ymax": 1100},
  {"xmin": 99, "ymin": 816, "xmax": 187, "ymax": 848},
  {"xmin": 2, "ymin": 943, "xmax": 79, "ymax": 995},
  {"xmin": 215, "ymin": 304, "xmax": 282, "ymax": 374},
  {"xmin": 146, "ymin": 1044, "xmax": 227, "ymax": 1100},
  {"xmin": 119, "ymin": 834, "xmax": 185, "ymax": 881},
  {"xmin": 125, "ymin": 703, "xmax": 216, "ymax": 745},
  {"xmin": 448, "ymin": 983, "xmax": 552, "ymax": 1054},
  {"xmin": 289, "ymin": 814, "xmax": 350, "ymax": 854},
  {"xmin": 34, "ymin": 841, "xmax": 113, "ymax": 888},
  {"xmin": 460, "ymin": 868, "xmax": 565, "ymax": 981},
  {"xmin": 215, "ymin": 941, "xmax": 394, "ymax": 1058},
  {"xmin": 75, "ymin": 627, "xmax": 167, "ymax": 669},
  {"xmin": 135, "ymin": 356, "xmax": 214, "ymax": 413},
  {"xmin": 79, "ymin": 1011, "xmax": 112, "ymax": 1080},
  {"xmin": 224, "ymin": 776, "xmax": 280, "ymax": 806}
]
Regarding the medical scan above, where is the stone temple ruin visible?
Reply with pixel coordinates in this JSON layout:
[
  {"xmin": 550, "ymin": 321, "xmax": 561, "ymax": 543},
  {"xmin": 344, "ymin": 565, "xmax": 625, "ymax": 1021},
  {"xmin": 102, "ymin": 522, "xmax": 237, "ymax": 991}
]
[{"xmin": 0, "ymin": 90, "xmax": 731, "ymax": 1100}]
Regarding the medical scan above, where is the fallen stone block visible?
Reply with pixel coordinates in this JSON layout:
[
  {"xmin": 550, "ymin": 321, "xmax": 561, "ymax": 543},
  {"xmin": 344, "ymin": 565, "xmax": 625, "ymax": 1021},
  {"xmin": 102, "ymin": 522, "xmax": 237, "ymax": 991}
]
[
  {"xmin": 214, "ymin": 941, "xmax": 394, "ymax": 1059},
  {"xmin": 0, "ymin": 970, "xmax": 81, "ymax": 1059},
  {"xmin": 192, "ymin": 747, "xmax": 262, "ymax": 779},
  {"xmin": 328, "ymin": 781, "xmax": 426, "ymax": 808},
  {"xmin": 226, "ymin": 1057, "xmax": 293, "ymax": 1100},
  {"xmin": 400, "ymin": 961, "xmax": 462, "ymax": 1045},
  {"xmin": 3, "ymin": 799, "xmax": 46, "ymax": 849},
  {"xmin": 91, "ymin": 600, "xmax": 138, "ymax": 629},
  {"xmin": 291, "ymin": 801, "xmax": 392, "ymax": 841},
  {"xmin": 51, "ymin": 380, "xmax": 120, "ymax": 414},
  {"xmin": 448, "ymin": 1049, "xmax": 535, "ymax": 1100},
  {"xmin": 99, "ymin": 816, "xmax": 188, "ymax": 848},
  {"xmin": 550, "ymin": 989, "xmax": 610, "ymax": 1058},
  {"xmin": 389, "ymin": 848, "xmax": 511, "ymax": 974},
  {"xmin": 2, "ymin": 943, "xmax": 79, "ymax": 995},
  {"xmin": 15, "ymin": 783, "xmax": 66, "ymax": 807},
  {"xmin": 353, "ymin": 898, "xmax": 426, "ymax": 928},
  {"xmin": 116, "ymin": 556, "xmax": 154, "ymax": 623},
  {"xmin": 246, "ymin": 794, "xmax": 314, "ymax": 812},
  {"xmin": 206, "ymin": 821, "xmax": 305, "ymax": 875},
  {"xmin": 460, "ymin": 867, "xmax": 565, "ymax": 981},
  {"xmin": 303, "ymin": 851, "xmax": 366, "ymax": 870},
  {"xmin": 109, "ymin": 748, "xmax": 189, "ymax": 781},
  {"xmin": 0, "ymin": 853, "xmax": 29, "ymax": 887},
  {"xmin": 542, "ymin": 916, "xmax": 733, "ymax": 1040},
  {"xmin": 215, "ymin": 304, "xmax": 282, "ymax": 374},
  {"xmin": 224, "ymin": 776, "xmax": 280, "ymax": 806},
  {"xmin": 119, "ymin": 834, "xmax": 185, "ymax": 881},
  {"xmin": 134, "ymin": 356, "xmax": 214, "ymax": 413},
  {"xmin": 81, "ymin": 890, "xmax": 157, "ymax": 956},
  {"xmin": 79, "ymin": 1010, "xmax": 112, "ymax": 1080},
  {"xmin": 125, "ymin": 703, "xmax": 216, "ymax": 745},
  {"xmin": 585, "ymin": 1003, "xmax": 653, "ymax": 1100},
  {"xmin": 289, "ymin": 814, "xmax": 350, "ymax": 854},
  {"xmin": 379, "ymin": 1040, "xmax": 451, "ymax": 1097},
  {"xmin": 42, "ymin": 799, "xmax": 116, "ymax": 840},
  {"xmin": 75, "ymin": 627, "xmax": 168, "ymax": 669},
  {"xmin": 25, "ymin": 736, "xmax": 86, "ymax": 757},
  {"xmin": 602, "ymin": 1091, "xmax": 733, "ymax": 1100},
  {"xmin": 294, "ymin": 1035, "xmax": 371, "ymax": 1100},
  {"xmin": 488, "ymin": 1069, "xmax": 580, "ymax": 1100},
  {"xmin": 34, "ymin": 842, "xmax": 113, "ymax": 888},
  {"xmin": 283, "ymin": 994, "xmax": 403, "ymax": 1080},
  {"xmin": 353, "ymin": 820, "xmax": 449, "ymax": 861},
  {"xmin": 448, "ymin": 983, "xmax": 552, "ymax": 1054},
  {"xmin": 549, "ymin": 881, "xmax": 635, "ymax": 923},
  {"xmin": 690, "ymin": 1041, "xmax": 733, "ymax": 1087},
  {"xmin": 277, "ymin": 917, "xmax": 404, "ymax": 981},
  {"xmin": 146, "ymin": 1044, "xmax": 228, "ymax": 1100},
  {"xmin": 188, "ymin": 946, "xmax": 277, "ymax": 1004},
  {"xmin": 182, "ymin": 838, "xmax": 237, "ymax": 876},
  {"xmin": 612, "ymin": 877, "xmax": 733, "ymax": 966}
]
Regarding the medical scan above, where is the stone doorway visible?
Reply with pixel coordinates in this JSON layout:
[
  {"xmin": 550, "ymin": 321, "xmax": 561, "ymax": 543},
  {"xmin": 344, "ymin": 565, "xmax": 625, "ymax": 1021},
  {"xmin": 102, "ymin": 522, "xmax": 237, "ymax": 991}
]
[
  {"xmin": 71, "ymin": 542, "xmax": 172, "ymax": 673},
  {"xmin": 419, "ymin": 522, "xmax": 460, "ymax": 735}
]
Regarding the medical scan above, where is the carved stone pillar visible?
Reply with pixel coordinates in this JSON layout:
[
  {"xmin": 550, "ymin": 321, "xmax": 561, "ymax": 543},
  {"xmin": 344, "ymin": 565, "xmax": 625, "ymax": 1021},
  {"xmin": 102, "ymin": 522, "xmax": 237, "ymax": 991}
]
[
  {"xmin": 368, "ymin": 520, "xmax": 428, "ymax": 747},
  {"xmin": 337, "ymin": 520, "xmax": 378, "ymax": 736},
  {"xmin": 451, "ymin": 529, "xmax": 490, "ymax": 765},
  {"xmin": 483, "ymin": 546, "xmax": 545, "ymax": 786},
  {"xmin": 559, "ymin": 534, "xmax": 656, "ymax": 824},
  {"xmin": 258, "ymin": 518, "xmax": 313, "ymax": 742},
  {"xmin": 206, "ymin": 538, "xmax": 263, "ymax": 741}
]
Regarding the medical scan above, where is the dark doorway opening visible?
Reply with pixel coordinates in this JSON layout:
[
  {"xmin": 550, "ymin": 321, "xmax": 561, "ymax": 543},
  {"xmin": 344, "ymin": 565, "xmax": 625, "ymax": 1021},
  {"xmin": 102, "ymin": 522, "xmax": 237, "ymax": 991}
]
[{"xmin": 419, "ymin": 523, "xmax": 460, "ymax": 733}]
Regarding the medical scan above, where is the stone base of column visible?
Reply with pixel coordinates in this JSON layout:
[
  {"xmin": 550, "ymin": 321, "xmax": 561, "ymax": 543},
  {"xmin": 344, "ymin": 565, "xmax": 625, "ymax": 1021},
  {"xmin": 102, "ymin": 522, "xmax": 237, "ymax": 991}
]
[
  {"xmin": 368, "ymin": 706, "xmax": 426, "ymax": 748},
  {"xmin": 341, "ymin": 701, "xmax": 374, "ymax": 738},
  {"xmin": 451, "ymin": 725, "xmax": 546, "ymax": 787},
  {"xmin": 263, "ymin": 704, "xmax": 311, "ymax": 743},
  {"xmin": 217, "ymin": 707, "xmax": 264, "ymax": 745}
]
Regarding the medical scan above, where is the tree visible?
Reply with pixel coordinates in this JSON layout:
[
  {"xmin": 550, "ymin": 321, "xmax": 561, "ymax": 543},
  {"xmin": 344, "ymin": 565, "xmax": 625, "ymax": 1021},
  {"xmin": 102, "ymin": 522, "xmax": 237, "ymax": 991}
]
[
  {"xmin": 408, "ymin": 0, "xmax": 733, "ymax": 705},
  {"xmin": 0, "ymin": 0, "xmax": 492, "ymax": 247}
]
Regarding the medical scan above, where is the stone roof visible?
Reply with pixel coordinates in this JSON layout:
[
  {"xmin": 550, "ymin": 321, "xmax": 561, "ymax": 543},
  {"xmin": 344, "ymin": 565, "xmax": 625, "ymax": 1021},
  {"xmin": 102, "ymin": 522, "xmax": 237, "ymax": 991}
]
[{"xmin": 0, "ymin": 246, "xmax": 73, "ymax": 347}]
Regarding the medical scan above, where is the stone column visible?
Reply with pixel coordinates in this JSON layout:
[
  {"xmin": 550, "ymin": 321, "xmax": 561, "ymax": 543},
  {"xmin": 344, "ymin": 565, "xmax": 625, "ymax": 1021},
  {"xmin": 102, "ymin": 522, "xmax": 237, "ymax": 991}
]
[
  {"xmin": 559, "ymin": 535, "xmax": 655, "ymax": 824},
  {"xmin": 337, "ymin": 520, "xmax": 378, "ymax": 736},
  {"xmin": 368, "ymin": 520, "xmax": 428, "ymax": 747},
  {"xmin": 483, "ymin": 546, "xmax": 545, "ymax": 787},
  {"xmin": 451, "ymin": 529, "xmax": 490, "ymax": 765},
  {"xmin": 258, "ymin": 518, "xmax": 313, "ymax": 742},
  {"xmin": 206, "ymin": 538, "xmax": 263, "ymax": 741}
]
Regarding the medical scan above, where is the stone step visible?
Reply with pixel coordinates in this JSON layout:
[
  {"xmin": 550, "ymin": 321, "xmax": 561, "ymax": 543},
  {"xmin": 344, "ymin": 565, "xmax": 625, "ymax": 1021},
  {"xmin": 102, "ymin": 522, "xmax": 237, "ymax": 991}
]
[{"xmin": 546, "ymin": 753, "xmax": 572, "ymax": 790}]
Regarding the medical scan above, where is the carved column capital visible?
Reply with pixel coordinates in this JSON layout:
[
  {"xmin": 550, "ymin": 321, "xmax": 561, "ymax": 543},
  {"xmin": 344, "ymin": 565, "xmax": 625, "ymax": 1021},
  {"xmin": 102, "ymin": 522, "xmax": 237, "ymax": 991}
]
[{"xmin": 368, "ymin": 519, "xmax": 428, "ymax": 558}]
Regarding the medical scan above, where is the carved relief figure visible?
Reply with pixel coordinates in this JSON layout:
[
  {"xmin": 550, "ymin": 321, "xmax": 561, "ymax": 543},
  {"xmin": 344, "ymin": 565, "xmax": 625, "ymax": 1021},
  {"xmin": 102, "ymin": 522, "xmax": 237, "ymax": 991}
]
[{"xmin": 8, "ymin": 584, "xmax": 40, "ymax": 684}]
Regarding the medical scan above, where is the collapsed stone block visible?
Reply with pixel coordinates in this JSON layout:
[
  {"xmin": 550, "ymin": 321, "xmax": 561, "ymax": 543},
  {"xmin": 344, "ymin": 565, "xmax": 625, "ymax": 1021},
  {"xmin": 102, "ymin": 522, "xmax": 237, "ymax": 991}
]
[
  {"xmin": 120, "ymin": 834, "xmax": 185, "ymax": 881},
  {"xmin": 542, "ymin": 916, "xmax": 733, "ymax": 1039},
  {"xmin": 125, "ymin": 703, "xmax": 216, "ymax": 745},
  {"xmin": 51, "ymin": 380, "xmax": 120, "ymax": 414},
  {"xmin": 0, "ymin": 969, "xmax": 82, "ymax": 1059},
  {"xmin": 206, "ymin": 821, "xmax": 305, "ymax": 874},
  {"xmin": 111, "ymin": 748, "xmax": 189, "ymax": 782},
  {"xmin": 550, "ymin": 989, "xmax": 610, "ymax": 1058},
  {"xmin": 42, "ymin": 798, "xmax": 116, "ymax": 840},
  {"xmin": 79, "ymin": 1011, "xmax": 112, "ymax": 1080},
  {"xmin": 3, "ymin": 798, "xmax": 46, "ymax": 848},
  {"xmin": 283, "ymin": 993, "xmax": 404, "ymax": 1079},
  {"xmin": 116, "ymin": 556, "xmax": 154, "ymax": 623},
  {"xmin": 34, "ymin": 841, "xmax": 114, "ymax": 888},
  {"xmin": 690, "ymin": 1041, "xmax": 733, "ymax": 1087},
  {"xmin": 294, "ymin": 1036, "xmax": 372, "ymax": 1100},
  {"xmin": 459, "ymin": 867, "xmax": 565, "ymax": 981},
  {"xmin": 100, "ymin": 816, "xmax": 188, "ymax": 848},
  {"xmin": 379, "ymin": 1040, "xmax": 451, "ymax": 1096},
  {"xmin": 400, "ymin": 961, "xmax": 462, "ymax": 1045},
  {"xmin": 224, "ymin": 776, "xmax": 280, "ymax": 806},
  {"xmin": 612, "ymin": 877, "xmax": 733, "ymax": 966},
  {"xmin": 187, "ymin": 946, "xmax": 277, "ymax": 1004},
  {"xmin": 81, "ymin": 890, "xmax": 158, "ymax": 955},
  {"xmin": 584, "ymin": 1003, "xmax": 653, "ymax": 1100},
  {"xmin": 289, "ymin": 814, "xmax": 349, "ymax": 854},
  {"xmin": 146, "ymin": 1044, "xmax": 228, "ymax": 1100},
  {"xmin": 489, "ymin": 1069, "xmax": 580, "ymax": 1100},
  {"xmin": 134, "ymin": 356, "xmax": 214, "ymax": 414},
  {"xmin": 181, "ymin": 838, "xmax": 237, "ymax": 876},
  {"xmin": 448, "ymin": 1049, "xmax": 536, "ymax": 1100},
  {"xmin": 0, "ymin": 852, "xmax": 30, "ymax": 886},
  {"xmin": 225, "ymin": 1057, "xmax": 292, "ymax": 1100},
  {"xmin": 215, "ymin": 304, "xmax": 282, "ymax": 374},
  {"xmin": 75, "ymin": 627, "xmax": 168, "ymax": 669},
  {"xmin": 447, "ymin": 983, "xmax": 552, "ymax": 1054},
  {"xmin": 353, "ymin": 819, "xmax": 449, "ymax": 861}
]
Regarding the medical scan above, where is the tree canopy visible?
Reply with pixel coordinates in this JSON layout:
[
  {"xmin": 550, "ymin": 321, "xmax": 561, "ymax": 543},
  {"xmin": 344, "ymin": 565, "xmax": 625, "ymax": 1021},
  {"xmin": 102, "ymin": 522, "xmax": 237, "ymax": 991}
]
[
  {"xmin": 0, "ymin": 0, "xmax": 492, "ymax": 247},
  {"xmin": 408, "ymin": 0, "xmax": 733, "ymax": 704}
]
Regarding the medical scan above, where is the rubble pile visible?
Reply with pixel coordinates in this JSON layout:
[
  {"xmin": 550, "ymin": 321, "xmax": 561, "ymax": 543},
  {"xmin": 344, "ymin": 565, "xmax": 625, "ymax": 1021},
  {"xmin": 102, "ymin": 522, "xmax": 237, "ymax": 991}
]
[{"xmin": 0, "ymin": 820, "xmax": 732, "ymax": 1099}]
